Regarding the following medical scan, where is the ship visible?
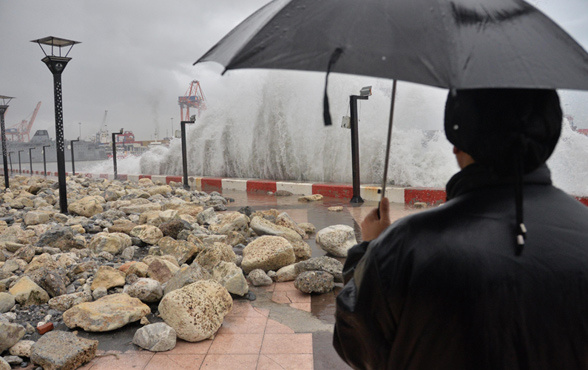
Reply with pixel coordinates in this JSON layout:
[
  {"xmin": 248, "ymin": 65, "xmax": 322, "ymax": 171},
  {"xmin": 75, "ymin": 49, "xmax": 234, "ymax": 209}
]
[{"xmin": 5, "ymin": 129, "xmax": 108, "ymax": 163}]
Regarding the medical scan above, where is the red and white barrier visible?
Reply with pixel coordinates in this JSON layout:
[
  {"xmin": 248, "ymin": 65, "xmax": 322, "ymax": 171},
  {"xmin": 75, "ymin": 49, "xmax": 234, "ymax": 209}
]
[{"xmin": 2, "ymin": 167, "xmax": 587, "ymax": 206}]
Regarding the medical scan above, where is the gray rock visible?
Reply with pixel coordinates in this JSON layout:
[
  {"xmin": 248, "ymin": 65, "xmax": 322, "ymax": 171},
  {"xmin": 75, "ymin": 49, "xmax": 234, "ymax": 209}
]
[
  {"xmin": 124, "ymin": 278, "xmax": 163, "ymax": 303},
  {"xmin": 247, "ymin": 269, "xmax": 273, "ymax": 286},
  {"xmin": 30, "ymin": 331, "xmax": 98, "ymax": 370},
  {"xmin": 3, "ymin": 355, "xmax": 22, "ymax": 365},
  {"xmin": 164, "ymin": 262, "xmax": 211, "ymax": 296},
  {"xmin": 39, "ymin": 270, "xmax": 68, "ymax": 298},
  {"xmin": 0, "ymin": 322, "xmax": 25, "ymax": 353},
  {"xmin": 196, "ymin": 207, "xmax": 219, "ymax": 226},
  {"xmin": 0, "ymin": 293, "xmax": 15, "ymax": 313},
  {"xmin": 36, "ymin": 226, "xmax": 79, "ymax": 251},
  {"xmin": 211, "ymin": 261, "xmax": 249, "ymax": 296},
  {"xmin": 295, "ymin": 256, "xmax": 344, "ymax": 283},
  {"xmin": 294, "ymin": 271, "xmax": 335, "ymax": 294},
  {"xmin": 315, "ymin": 224, "xmax": 357, "ymax": 257},
  {"xmin": 132, "ymin": 322, "xmax": 176, "ymax": 352}
]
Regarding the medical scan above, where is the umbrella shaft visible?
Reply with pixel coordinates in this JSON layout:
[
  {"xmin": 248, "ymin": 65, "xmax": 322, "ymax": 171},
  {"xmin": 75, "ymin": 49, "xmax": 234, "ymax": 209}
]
[{"xmin": 381, "ymin": 80, "xmax": 397, "ymax": 202}]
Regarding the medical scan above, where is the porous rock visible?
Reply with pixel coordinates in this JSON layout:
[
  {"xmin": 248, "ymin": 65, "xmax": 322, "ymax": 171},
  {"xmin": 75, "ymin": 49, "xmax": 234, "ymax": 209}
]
[
  {"xmin": 294, "ymin": 271, "xmax": 335, "ymax": 294},
  {"xmin": 315, "ymin": 224, "xmax": 357, "ymax": 257},
  {"xmin": 159, "ymin": 280, "xmax": 232, "ymax": 342},
  {"xmin": 241, "ymin": 236, "xmax": 296, "ymax": 274}
]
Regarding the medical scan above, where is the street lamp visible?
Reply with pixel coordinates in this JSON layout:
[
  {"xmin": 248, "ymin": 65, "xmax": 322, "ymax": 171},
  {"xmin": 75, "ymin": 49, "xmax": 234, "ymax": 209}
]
[
  {"xmin": 32, "ymin": 36, "xmax": 81, "ymax": 214},
  {"xmin": 70, "ymin": 137, "xmax": 79, "ymax": 175},
  {"xmin": 112, "ymin": 128, "xmax": 123, "ymax": 180},
  {"xmin": 42, "ymin": 145, "xmax": 51, "ymax": 177},
  {"xmin": 348, "ymin": 86, "xmax": 371, "ymax": 203},
  {"xmin": 17, "ymin": 150, "xmax": 23, "ymax": 174},
  {"xmin": 28, "ymin": 147, "xmax": 36, "ymax": 176},
  {"xmin": 0, "ymin": 95, "xmax": 14, "ymax": 188},
  {"xmin": 181, "ymin": 116, "xmax": 196, "ymax": 190}
]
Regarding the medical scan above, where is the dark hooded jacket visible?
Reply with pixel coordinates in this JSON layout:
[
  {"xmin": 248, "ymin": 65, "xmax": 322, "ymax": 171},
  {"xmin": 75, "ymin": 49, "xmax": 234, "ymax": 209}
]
[{"xmin": 333, "ymin": 163, "xmax": 588, "ymax": 369}]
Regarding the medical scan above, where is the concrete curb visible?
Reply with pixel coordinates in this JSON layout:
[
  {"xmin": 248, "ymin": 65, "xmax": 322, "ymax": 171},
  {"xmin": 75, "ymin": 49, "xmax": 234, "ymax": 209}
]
[{"xmin": 4, "ymin": 168, "xmax": 588, "ymax": 206}]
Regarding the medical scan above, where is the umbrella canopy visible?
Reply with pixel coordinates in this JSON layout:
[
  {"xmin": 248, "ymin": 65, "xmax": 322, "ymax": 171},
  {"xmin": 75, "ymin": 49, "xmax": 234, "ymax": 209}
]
[{"xmin": 196, "ymin": 0, "xmax": 588, "ymax": 90}]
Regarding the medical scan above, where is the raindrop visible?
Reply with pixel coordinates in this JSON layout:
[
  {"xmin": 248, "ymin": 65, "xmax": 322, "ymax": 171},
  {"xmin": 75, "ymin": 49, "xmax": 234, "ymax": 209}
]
[
  {"xmin": 382, "ymin": 56, "xmax": 387, "ymax": 61},
  {"xmin": 453, "ymin": 124, "xmax": 459, "ymax": 130}
]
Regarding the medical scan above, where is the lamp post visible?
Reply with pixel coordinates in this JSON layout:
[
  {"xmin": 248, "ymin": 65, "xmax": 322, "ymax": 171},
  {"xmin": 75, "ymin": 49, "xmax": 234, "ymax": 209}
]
[
  {"xmin": 32, "ymin": 36, "xmax": 80, "ymax": 214},
  {"xmin": 78, "ymin": 122, "xmax": 82, "ymax": 140},
  {"xmin": 28, "ymin": 147, "xmax": 36, "ymax": 176},
  {"xmin": 181, "ymin": 116, "xmax": 196, "ymax": 190},
  {"xmin": 17, "ymin": 150, "xmax": 23, "ymax": 174},
  {"xmin": 112, "ymin": 129, "xmax": 123, "ymax": 180},
  {"xmin": 42, "ymin": 145, "xmax": 51, "ymax": 177},
  {"xmin": 70, "ymin": 138, "xmax": 80, "ymax": 175},
  {"xmin": 171, "ymin": 118, "xmax": 174, "ymax": 139},
  {"xmin": 348, "ymin": 86, "xmax": 372, "ymax": 204},
  {"xmin": 0, "ymin": 95, "xmax": 14, "ymax": 188}
]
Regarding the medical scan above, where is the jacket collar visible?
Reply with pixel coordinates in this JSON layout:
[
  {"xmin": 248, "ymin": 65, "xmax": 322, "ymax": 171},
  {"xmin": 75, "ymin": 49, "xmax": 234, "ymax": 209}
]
[{"xmin": 446, "ymin": 163, "xmax": 552, "ymax": 201}]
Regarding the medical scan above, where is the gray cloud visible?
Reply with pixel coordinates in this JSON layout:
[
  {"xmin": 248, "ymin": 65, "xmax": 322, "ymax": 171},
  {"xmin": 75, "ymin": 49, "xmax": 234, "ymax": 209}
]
[{"xmin": 0, "ymin": 0, "xmax": 586, "ymax": 144}]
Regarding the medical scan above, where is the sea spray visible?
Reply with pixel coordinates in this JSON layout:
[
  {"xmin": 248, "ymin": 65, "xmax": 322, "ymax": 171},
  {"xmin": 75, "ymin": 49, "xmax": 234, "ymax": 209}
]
[
  {"xmin": 137, "ymin": 72, "xmax": 457, "ymax": 187},
  {"xmin": 103, "ymin": 71, "xmax": 585, "ymax": 196}
]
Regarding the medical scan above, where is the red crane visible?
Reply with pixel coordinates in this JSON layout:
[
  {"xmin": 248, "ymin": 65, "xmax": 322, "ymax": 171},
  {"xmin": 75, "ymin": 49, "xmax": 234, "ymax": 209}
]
[
  {"xmin": 178, "ymin": 80, "xmax": 206, "ymax": 121},
  {"xmin": 7, "ymin": 101, "xmax": 42, "ymax": 142}
]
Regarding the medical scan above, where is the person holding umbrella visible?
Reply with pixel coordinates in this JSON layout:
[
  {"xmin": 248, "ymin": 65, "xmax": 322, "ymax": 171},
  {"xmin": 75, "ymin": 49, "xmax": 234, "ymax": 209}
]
[{"xmin": 334, "ymin": 88, "xmax": 588, "ymax": 369}]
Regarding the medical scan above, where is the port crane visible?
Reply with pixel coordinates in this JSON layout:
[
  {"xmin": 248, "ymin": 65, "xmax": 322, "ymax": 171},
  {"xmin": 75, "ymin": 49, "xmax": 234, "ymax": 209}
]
[
  {"xmin": 7, "ymin": 102, "xmax": 41, "ymax": 142},
  {"xmin": 178, "ymin": 80, "xmax": 206, "ymax": 121}
]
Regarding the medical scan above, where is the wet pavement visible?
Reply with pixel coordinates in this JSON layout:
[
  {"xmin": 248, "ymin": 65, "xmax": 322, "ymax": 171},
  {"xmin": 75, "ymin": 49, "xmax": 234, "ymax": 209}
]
[{"xmin": 48, "ymin": 190, "xmax": 425, "ymax": 370}]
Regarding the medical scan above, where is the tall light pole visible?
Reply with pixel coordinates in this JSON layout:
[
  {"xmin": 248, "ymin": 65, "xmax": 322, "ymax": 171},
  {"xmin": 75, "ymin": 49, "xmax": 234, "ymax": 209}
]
[
  {"xmin": 171, "ymin": 118, "xmax": 174, "ymax": 139},
  {"xmin": 0, "ymin": 95, "xmax": 14, "ymax": 188},
  {"xmin": 181, "ymin": 116, "xmax": 195, "ymax": 190},
  {"xmin": 32, "ymin": 36, "xmax": 81, "ymax": 214},
  {"xmin": 78, "ymin": 122, "xmax": 82, "ymax": 140},
  {"xmin": 28, "ymin": 147, "xmax": 36, "ymax": 176},
  {"xmin": 42, "ymin": 145, "xmax": 51, "ymax": 177},
  {"xmin": 112, "ymin": 128, "xmax": 123, "ymax": 180},
  {"xmin": 349, "ymin": 86, "xmax": 371, "ymax": 204},
  {"xmin": 17, "ymin": 150, "xmax": 23, "ymax": 174},
  {"xmin": 70, "ymin": 138, "xmax": 79, "ymax": 175}
]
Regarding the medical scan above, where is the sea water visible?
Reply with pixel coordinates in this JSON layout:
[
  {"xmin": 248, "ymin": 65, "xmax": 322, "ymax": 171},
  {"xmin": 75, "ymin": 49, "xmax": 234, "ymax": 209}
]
[{"xmin": 85, "ymin": 72, "xmax": 587, "ymax": 196}]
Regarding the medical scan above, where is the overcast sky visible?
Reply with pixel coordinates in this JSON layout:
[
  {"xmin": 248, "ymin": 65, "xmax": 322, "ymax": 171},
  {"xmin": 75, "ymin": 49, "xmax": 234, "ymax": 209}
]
[{"xmin": 1, "ymin": 0, "xmax": 587, "ymax": 142}]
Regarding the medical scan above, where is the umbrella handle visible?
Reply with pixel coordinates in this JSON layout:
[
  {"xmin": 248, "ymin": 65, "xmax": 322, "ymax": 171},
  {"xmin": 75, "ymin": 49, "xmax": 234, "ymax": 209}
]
[{"xmin": 378, "ymin": 80, "xmax": 397, "ymax": 219}]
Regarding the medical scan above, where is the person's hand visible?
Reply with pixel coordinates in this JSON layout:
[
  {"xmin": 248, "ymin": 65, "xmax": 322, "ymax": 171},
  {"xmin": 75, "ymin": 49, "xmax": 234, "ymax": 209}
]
[{"xmin": 360, "ymin": 197, "xmax": 391, "ymax": 241}]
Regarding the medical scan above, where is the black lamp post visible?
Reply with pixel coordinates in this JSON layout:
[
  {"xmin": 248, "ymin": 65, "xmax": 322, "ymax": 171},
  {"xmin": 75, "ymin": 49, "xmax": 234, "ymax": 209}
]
[
  {"xmin": 17, "ymin": 150, "xmax": 23, "ymax": 174},
  {"xmin": 32, "ymin": 36, "xmax": 80, "ymax": 214},
  {"xmin": 112, "ymin": 128, "xmax": 123, "ymax": 180},
  {"xmin": 0, "ymin": 96, "xmax": 14, "ymax": 188},
  {"xmin": 28, "ymin": 147, "xmax": 36, "ymax": 176},
  {"xmin": 42, "ymin": 144, "xmax": 51, "ymax": 177},
  {"xmin": 8, "ymin": 152, "xmax": 13, "ymax": 173},
  {"xmin": 349, "ymin": 86, "xmax": 372, "ymax": 203},
  {"xmin": 70, "ymin": 137, "xmax": 79, "ymax": 175},
  {"xmin": 181, "ymin": 116, "xmax": 196, "ymax": 189}
]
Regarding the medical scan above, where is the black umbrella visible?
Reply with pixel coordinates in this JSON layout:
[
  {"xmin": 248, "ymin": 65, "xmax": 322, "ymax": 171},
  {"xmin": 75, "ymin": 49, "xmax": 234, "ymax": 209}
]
[{"xmin": 194, "ymin": 0, "xmax": 588, "ymax": 202}]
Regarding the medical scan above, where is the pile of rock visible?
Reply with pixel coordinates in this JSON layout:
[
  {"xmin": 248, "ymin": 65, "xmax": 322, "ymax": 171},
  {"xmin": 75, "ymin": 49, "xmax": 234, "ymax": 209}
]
[{"xmin": 0, "ymin": 175, "xmax": 353, "ymax": 368}]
